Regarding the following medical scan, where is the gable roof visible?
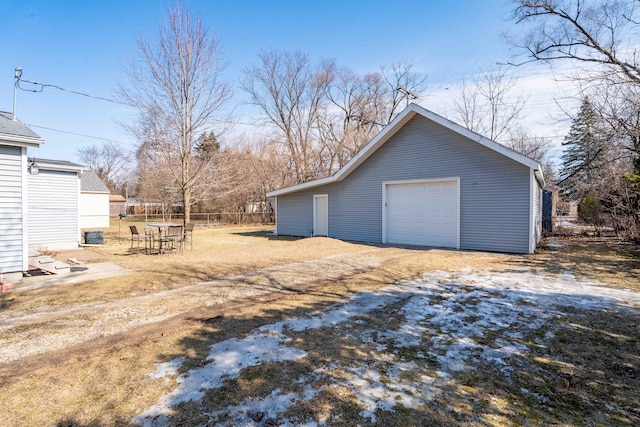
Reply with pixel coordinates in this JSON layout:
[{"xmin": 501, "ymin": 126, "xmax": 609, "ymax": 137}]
[
  {"xmin": 81, "ymin": 170, "xmax": 110, "ymax": 193},
  {"xmin": 0, "ymin": 111, "xmax": 44, "ymax": 147},
  {"xmin": 267, "ymin": 103, "xmax": 545, "ymax": 197}
]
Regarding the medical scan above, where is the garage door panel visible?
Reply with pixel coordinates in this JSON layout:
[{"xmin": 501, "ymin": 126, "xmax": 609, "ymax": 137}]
[{"xmin": 386, "ymin": 180, "xmax": 458, "ymax": 248}]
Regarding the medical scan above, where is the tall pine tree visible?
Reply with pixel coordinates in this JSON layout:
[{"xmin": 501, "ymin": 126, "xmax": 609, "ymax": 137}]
[{"xmin": 559, "ymin": 98, "xmax": 610, "ymax": 200}]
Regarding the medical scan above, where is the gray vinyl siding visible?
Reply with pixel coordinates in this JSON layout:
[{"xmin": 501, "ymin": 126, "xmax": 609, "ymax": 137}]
[
  {"xmin": 28, "ymin": 169, "xmax": 79, "ymax": 247},
  {"xmin": 0, "ymin": 145, "xmax": 24, "ymax": 273},
  {"xmin": 276, "ymin": 115, "xmax": 534, "ymax": 253},
  {"xmin": 276, "ymin": 192, "xmax": 315, "ymax": 237}
]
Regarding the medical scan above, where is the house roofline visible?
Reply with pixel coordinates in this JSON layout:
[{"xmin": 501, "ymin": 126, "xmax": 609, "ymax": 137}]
[
  {"xmin": 267, "ymin": 103, "xmax": 545, "ymax": 197},
  {"xmin": 35, "ymin": 158, "xmax": 86, "ymax": 173},
  {"xmin": 0, "ymin": 132, "xmax": 44, "ymax": 148}
]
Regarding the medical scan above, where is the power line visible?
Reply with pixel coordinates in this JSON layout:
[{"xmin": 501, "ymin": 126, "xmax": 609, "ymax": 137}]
[
  {"xmin": 27, "ymin": 124, "xmax": 132, "ymax": 146},
  {"xmin": 15, "ymin": 72, "xmax": 270, "ymax": 129},
  {"xmin": 16, "ymin": 73, "xmax": 129, "ymax": 106}
]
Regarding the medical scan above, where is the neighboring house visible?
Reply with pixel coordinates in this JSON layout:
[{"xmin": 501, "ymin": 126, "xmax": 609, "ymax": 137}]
[
  {"xmin": 28, "ymin": 158, "xmax": 85, "ymax": 251},
  {"xmin": 80, "ymin": 170, "xmax": 110, "ymax": 228},
  {"xmin": 267, "ymin": 103, "xmax": 545, "ymax": 254},
  {"xmin": 109, "ymin": 194, "xmax": 127, "ymax": 217},
  {"xmin": 0, "ymin": 111, "xmax": 44, "ymax": 280}
]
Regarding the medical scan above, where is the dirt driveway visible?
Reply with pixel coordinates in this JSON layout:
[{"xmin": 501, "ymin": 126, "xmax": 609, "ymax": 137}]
[
  {"xmin": 1, "ymin": 228, "xmax": 638, "ymax": 426},
  {"xmin": 1, "ymin": 250, "xmax": 393, "ymax": 364}
]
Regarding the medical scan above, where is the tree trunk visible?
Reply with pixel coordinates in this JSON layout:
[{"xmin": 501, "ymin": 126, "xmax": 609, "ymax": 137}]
[
  {"xmin": 183, "ymin": 185, "xmax": 191, "ymax": 226},
  {"xmin": 183, "ymin": 153, "xmax": 191, "ymax": 225}
]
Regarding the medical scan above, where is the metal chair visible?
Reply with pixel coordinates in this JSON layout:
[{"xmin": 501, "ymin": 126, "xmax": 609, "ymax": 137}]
[
  {"xmin": 161, "ymin": 225, "xmax": 184, "ymax": 254},
  {"xmin": 129, "ymin": 225, "xmax": 144, "ymax": 255},
  {"xmin": 183, "ymin": 223, "xmax": 195, "ymax": 250},
  {"xmin": 144, "ymin": 226, "xmax": 159, "ymax": 254}
]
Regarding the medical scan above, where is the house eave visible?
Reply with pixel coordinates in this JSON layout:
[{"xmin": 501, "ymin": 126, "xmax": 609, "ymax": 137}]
[
  {"xmin": 266, "ymin": 176, "xmax": 334, "ymax": 197},
  {"xmin": 0, "ymin": 133, "xmax": 44, "ymax": 148},
  {"xmin": 36, "ymin": 160, "xmax": 86, "ymax": 173}
]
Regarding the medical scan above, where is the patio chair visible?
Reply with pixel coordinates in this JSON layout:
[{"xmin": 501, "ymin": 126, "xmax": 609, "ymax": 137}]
[
  {"xmin": 183, "ymin": 223, "xmax": 195, "ymax": 250},
  {"xmin": 143, "ymin": 226, "xmax": 160, "ymax": 254},
  {"xmin": 129, "ymin": 225, "xmax": 144, "ymax": 256},
  {"xmin": 161, "ymin": 225, "xmax": 184, "ymax": 254}
]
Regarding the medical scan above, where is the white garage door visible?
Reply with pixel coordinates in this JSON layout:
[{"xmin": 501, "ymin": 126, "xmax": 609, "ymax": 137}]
[{"xmin": 385, "ymin": 179, "xmax": 459, "ymax": 248}]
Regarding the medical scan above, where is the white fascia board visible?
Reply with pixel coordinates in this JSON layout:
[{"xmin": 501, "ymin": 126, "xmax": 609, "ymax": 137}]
[
  {"xmin": 529, "ymin": 169, "xmax": 535, "ymax": 254},
  {"xmin": 266, "ymin": 176, "xmax": 334, "ymax": 197},
  {"xmin": 37, "ymin": 161, "xmax": 87, "ymax": 173},
  {"xmin": 0, "ymin": 133, "xmax": 44, "ymax": 148}
]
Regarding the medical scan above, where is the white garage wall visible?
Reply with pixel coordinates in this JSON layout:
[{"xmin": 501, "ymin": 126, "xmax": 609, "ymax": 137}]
[
  {"xmin": 80, "ymin": 192, "xmax": 110, "ymax": 229},
  {"xmin": 28, "ymin": 169, "xmax": 80, "ymax": 250},
  {"xmin": 0, "ymin": 145, "xmax": 25, "ymax": 274}
]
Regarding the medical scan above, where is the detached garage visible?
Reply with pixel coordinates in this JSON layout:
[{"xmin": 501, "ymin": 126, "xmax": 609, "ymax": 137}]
[{"xmin": 267, "ymin": 103, "xmax": 545, "ymax": 254}]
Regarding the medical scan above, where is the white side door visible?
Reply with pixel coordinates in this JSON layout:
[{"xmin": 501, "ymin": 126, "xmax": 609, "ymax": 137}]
[{"xmin": 313, "ymin": 194, "xmax": 328, "ymax": 236}]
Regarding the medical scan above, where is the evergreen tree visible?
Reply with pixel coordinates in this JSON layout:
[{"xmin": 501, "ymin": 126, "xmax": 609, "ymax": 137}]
[
  {"xmin": 559, "ymin": 98, "xmax": 610, "ymax": 199},
  {"xmin": 195, "ymin": 132, "xmax": 220, "ymax": 159}
]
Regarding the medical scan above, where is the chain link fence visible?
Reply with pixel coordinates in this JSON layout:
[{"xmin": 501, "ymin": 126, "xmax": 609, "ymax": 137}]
[{"xmin": 122, "ymin": 211, "xmax": 275, "ymax": 225}]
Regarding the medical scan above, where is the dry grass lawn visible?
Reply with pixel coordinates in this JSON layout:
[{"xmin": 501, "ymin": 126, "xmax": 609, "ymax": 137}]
[{"xmin": 0, "ymin": 223, "xmax": 638, "ymax": 426}]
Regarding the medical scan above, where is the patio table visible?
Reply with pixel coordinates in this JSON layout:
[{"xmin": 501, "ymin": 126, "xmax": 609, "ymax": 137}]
[{"xmin": 146, "ymin": 222, "xmax": 183, "ymax": 254}]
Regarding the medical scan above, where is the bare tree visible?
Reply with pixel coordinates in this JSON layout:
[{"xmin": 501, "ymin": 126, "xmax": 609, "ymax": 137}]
[
  {"xmin": 510, "ymin": 0, "xmax": 640, "ymax": 237},
  {"xmin": 76, "ymin": 141, "xmax": 130, "ymax": 192},
  {"xmin": 379, "ymin": 61, "xmax": 428, "ymax": 123},
  {"xmin": 241, "ymin": 51, "xmax": 324, "ymax": 184},
  {"xmin": 584, "ymin": 80, "xmax": 640, "ymax": 162},
  {"xmin": 242, "ymin": 51, "xmax": 427, "ymax": 184},
  {"xmin": 506, "ymin": 127, "xmax": 553, "ymax": 163},
  {"xmin": 452, "ymin": 64, "xmax": 526, "ymax": 142},
  {"xmin": 510, "ymin": 0, "xmax": 640, "ymax": 158},
  {"xmin": 119, "ymin": 5, "xmax": 231, "ymax": 224},
  {"xmin": 510, "ymin": 0, "xmax": 640, "ymax": 83},
  {"xmin": 317, "ymin": 60, "xmax": 427, "ymax": 173}
]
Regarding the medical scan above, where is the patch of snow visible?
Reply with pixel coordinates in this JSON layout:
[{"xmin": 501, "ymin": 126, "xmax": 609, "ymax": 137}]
[
  {"xmin": 545, "ymin": 240, "xmax": 566, "ymax": 248},
  {"xmin": 556, "ymin": 220, "xmax": 576, "ymax": 227},
  {"xmin": 148, "ymin": 357, "xmax": 184, "ymax": 379},
  {"xmin": 342, "ymin": 362, "xmax": 441, "ymax": 423},
  {"xmin": 133, "ymin": 268, "xmax": 640, "ymax": 426},
  {"xmin": 205, "ymin": 379, "xmax": 320, "ymax": 427},
  {"xmin": 133, "ymin": 335, "xmax": 307, "ymax": 426}
]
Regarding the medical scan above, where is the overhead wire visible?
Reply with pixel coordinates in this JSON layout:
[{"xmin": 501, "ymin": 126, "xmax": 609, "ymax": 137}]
[
  {"xmin": 26, "ymin": 124, "xmax": 132, "ymax": 146},
  {"xmin": 16, "ymin": 75, "xmax": 130, "ymax": 106},
  {"xmin": 14, "ymin": 72, "xmax": 571, "ymax": 152}
]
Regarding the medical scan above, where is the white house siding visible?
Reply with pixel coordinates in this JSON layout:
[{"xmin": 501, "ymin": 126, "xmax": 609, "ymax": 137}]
[
  {"xmin": 28, "ymin": 169, "xmax": 80, "ymax": 250},
  {"xmin": 80, "ymin": 192, "xmax": 110, "ymax": 228},
  {"xmin": 275, "ymin": 115, "xmax": 535, "ymax": 254},
  {"xmin": 0, "ymin": 145, "xmax": 24, "ymax": 273}
]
